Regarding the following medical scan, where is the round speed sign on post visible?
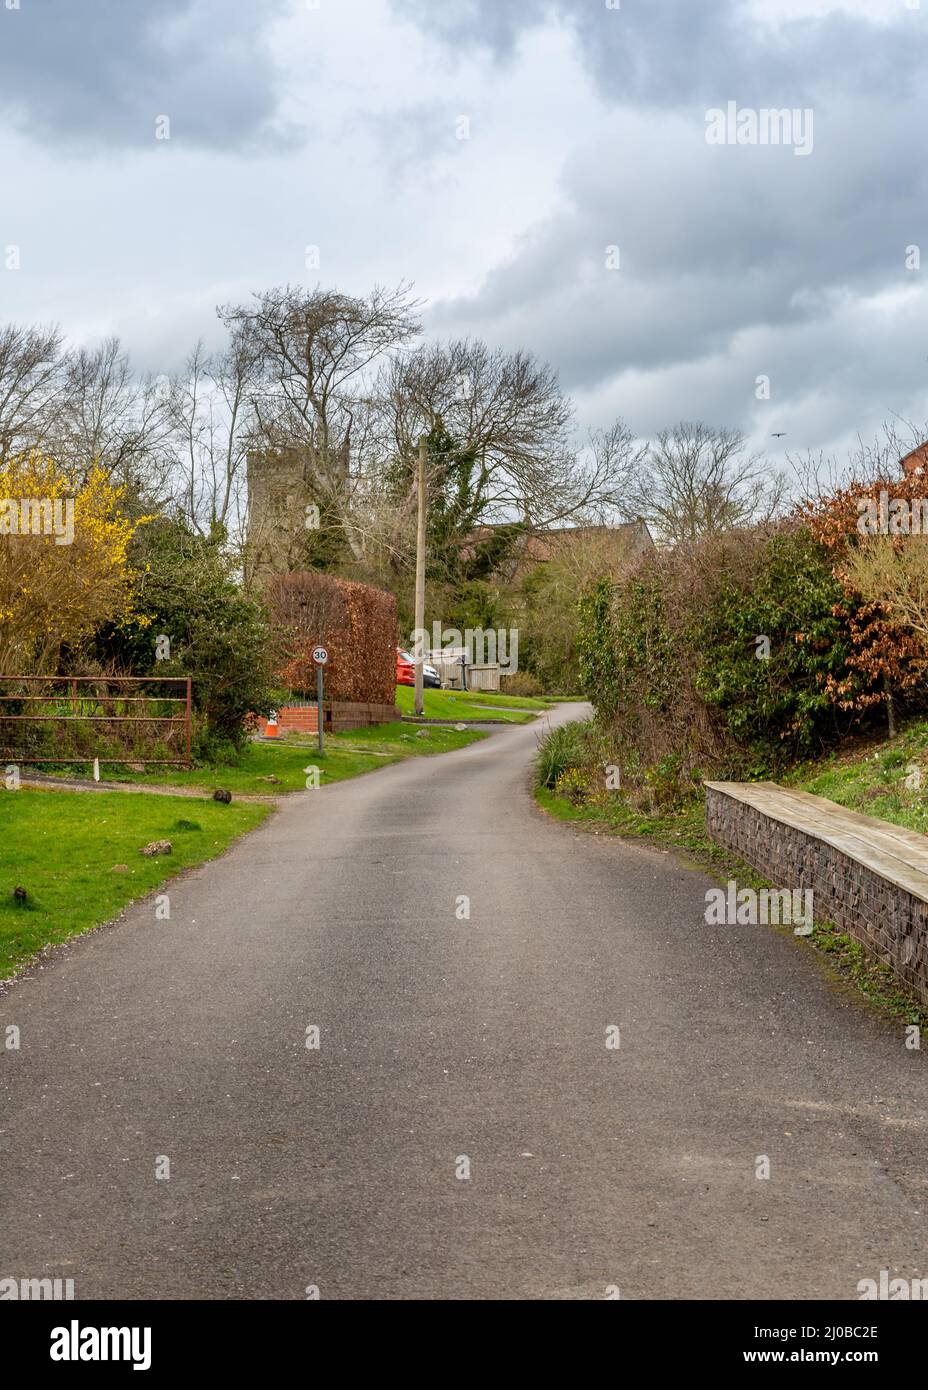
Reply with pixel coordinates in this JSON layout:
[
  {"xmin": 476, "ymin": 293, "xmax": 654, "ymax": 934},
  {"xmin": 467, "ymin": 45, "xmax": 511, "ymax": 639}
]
[{"xmin": 312, "ymin": 647, "xmax": 328, "ymax": 753}]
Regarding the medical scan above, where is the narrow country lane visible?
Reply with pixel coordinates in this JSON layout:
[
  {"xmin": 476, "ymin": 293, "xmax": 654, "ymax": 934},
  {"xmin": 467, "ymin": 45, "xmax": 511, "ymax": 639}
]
[{"xmin": 2, "ymin": 703, "xmax": 926, "ymax": 1300}]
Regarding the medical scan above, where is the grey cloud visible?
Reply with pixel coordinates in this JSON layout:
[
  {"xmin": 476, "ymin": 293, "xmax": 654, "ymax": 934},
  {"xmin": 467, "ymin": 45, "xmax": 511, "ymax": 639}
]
[
  {"xmin": 394, "ymin": 0, "xmax": 927, "ymax": 108},
  {"xmin": 431, "ymin": 90, "xmax": 922, "ymax": 383},
  {"xmin": 0, "ymin": 0, "xmax": 293, "ymax": 150},
  {"xmin": 391, "ymin": 0, "xmax": 552, "ymax": 64},
  {"xmin": 2, "ymin": 0, "xmax": 924, "ymax": 471},
  {"xmin": 425, "ymin": 73, "xmax": 928, "ymax": 457},
  {"xmin": 351, "ymin": 100, "xmax": 468, "ymax": 181}
]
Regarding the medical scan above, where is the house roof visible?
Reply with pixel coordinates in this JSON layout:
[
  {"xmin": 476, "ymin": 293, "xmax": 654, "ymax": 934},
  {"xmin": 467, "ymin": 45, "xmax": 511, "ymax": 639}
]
[
  {"xmin": 464, "ymin": 519, "xmax": 654, "ymax": 581},
  {"xmin": 515, "ymin": 521, "xmax": 653, "ymax": 564},
  {"xmin": 900, "ymin": 443, "xmax": 928, "ymax": 476}
]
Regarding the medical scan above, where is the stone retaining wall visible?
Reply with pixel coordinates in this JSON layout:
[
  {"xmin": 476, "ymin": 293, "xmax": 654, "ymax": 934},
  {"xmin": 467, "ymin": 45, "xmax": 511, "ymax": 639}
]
[{"xmin": 705, "ymin": 784, "xmax": 928, "ymax": 1005}]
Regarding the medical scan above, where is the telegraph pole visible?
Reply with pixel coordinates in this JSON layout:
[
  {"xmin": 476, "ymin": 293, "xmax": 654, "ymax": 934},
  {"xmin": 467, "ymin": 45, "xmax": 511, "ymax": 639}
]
[{"xmin": 414, "ymin": 433, "xmax": 428, "ymax": 718}]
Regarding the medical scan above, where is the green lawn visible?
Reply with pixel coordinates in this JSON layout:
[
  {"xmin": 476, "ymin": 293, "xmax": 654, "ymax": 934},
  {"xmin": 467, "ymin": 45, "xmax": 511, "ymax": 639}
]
[
  {"xmin": 0, "ymin": 789, "xmax": 270, "ymax": 979},
  {"xmin": 394, "ymin": 685, "xmax": 543, "ymax": 723},
  {"xmin": 33, "ymin": 720, "xmax": 487, "ymax": 796}
]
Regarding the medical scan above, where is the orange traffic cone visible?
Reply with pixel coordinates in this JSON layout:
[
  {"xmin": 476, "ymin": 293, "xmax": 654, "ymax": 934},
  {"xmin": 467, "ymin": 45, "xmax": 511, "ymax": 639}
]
[{"xmin": 265, "ymin": 711, "xmax": 279, "ymax": 739}]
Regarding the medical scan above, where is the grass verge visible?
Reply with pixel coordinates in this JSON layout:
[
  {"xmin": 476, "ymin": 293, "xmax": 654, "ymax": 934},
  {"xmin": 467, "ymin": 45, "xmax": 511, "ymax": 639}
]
[
  {"xmin": 394, "ymin": 685, "xmax": 542, "ymax": 723},
  {"xmin": 3, "ymin": 720, "xmax": 489, "ymax": 978},
  {"xmin": 0, "ymin": 789, "xmax": 269, "ymax": 980},
  {"xmin": 29, "ymin": 720, "xmax": 487, "ymax": 796}
]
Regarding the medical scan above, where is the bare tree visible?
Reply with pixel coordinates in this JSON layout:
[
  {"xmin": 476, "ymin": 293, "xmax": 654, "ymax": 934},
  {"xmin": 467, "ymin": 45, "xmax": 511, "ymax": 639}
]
[
  {"xmin": 220, "ymin": 283, "xmax": 421, "ymax": 559},
  {"xmin": 788, "ymin": 417, "xmax": 928, "ymax": 501},
  {"xmin": 621, "ymin": 422, "xmax": 785, "ymax": 543},
  {"xmin": 51, "ymin": 337, "xmax": 174, "ymax": 497},
  {"xmin": 167, "ymin": 331, "xmax": 259, "ymax": 541},
  {"xmin": 0, "ymin": 323, "xmax": 66, "ymax": 458},
  {"xmin": 374, "ymin": 341, "xmax": 640, "ymax": 534},
  {"xmin": 0, "ymin": 326, "xmax": 177, "ymax": 506},
  {"xmin": 584, "ymin": 420, "xmax": 649, "ymax": 522}
]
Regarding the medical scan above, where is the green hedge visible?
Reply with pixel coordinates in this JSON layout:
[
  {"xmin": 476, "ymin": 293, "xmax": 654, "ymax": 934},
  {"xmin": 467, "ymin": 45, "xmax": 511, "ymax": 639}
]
[{"xmin": 577, "ymin": 524, "xmax": 861, "ymax": 784}]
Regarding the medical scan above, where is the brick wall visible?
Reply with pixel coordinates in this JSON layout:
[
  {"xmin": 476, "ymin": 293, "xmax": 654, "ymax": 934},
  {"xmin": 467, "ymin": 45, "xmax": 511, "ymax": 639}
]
[
  {"xmin": 705, "ymin": 785, "xmax": 928, "ymax": 1005},
  {"xmin": 256, "ymin": 702, "xmax": 400, "ymax": 736},
  {"xmin": 256, "ymin": 706, "xmax": 321, "ymax": 735}
]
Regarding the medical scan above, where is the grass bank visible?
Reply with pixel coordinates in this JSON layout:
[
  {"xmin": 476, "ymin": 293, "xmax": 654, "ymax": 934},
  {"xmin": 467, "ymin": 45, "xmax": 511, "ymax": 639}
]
[
  {"xmin": 394, "ymin": 685, "xmax": 544, "ymax": 723},
  {"xmin": 782, "ymin": 719, "xmax": 928, "ymax": 836}
]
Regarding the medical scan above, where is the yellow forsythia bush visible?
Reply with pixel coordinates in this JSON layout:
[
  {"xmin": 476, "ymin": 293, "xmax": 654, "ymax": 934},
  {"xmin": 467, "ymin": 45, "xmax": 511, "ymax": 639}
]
[{"xmin": 0, "ymin": 451, "xmax": 151, "ymax": 673}]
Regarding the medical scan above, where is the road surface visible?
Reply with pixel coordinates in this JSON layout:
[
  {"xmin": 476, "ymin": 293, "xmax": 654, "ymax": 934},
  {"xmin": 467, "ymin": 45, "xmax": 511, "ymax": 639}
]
[{"xmin": 2, "ymin": 703, "xmax": 926, "ymax": 1299}]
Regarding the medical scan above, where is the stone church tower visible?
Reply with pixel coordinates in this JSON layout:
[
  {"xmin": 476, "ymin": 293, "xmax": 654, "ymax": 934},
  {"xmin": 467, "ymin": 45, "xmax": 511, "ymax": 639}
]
[{"xmin": 244, "ymin": 448, "xmax": 317, "ymax": 584}]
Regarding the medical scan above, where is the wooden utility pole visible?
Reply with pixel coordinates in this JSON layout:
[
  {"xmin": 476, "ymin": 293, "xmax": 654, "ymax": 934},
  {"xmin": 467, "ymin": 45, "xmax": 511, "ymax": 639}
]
[{"xmin": 414, "ymin": 434, "xmax": 428, "ymax": 718}]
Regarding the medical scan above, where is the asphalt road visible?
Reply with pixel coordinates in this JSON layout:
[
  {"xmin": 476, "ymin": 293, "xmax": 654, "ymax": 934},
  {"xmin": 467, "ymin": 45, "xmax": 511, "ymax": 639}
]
[{"xmin": 2, "ymin": 703, "xmax": 926, "ymax": 1300}]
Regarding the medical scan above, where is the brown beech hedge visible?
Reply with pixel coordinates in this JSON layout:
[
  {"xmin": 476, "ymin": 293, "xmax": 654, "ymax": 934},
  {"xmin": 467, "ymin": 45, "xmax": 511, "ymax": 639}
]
[{"xmin": 266, "ymin": 571, "xmax": 397, "ymax": 705}]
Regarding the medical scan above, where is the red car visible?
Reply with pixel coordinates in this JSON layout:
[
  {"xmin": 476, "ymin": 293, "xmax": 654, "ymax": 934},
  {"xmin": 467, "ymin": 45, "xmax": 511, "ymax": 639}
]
[{"xmin": 396, "ymin": 649, "xmax": 441, "ymax": 688}]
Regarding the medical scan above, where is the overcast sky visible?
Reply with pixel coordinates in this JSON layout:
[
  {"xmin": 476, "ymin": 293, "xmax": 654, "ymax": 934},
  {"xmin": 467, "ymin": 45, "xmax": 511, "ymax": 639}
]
[{"xmin": 1, "ymin": 0, "xmax": 925, "ymax": 466}]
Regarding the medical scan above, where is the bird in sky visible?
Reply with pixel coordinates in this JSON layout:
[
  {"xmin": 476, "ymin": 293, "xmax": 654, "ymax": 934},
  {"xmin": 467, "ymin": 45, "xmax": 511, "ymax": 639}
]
[{"xmin": 771, "ymin": 432, "xmax": 786, "ymax": 438}]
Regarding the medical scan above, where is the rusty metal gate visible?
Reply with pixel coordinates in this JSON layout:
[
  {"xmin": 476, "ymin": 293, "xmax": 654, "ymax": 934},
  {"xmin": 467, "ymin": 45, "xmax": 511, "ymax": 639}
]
[{"xmin": 0, "ymin": 675, "xmax": 192, "ymax": 768}]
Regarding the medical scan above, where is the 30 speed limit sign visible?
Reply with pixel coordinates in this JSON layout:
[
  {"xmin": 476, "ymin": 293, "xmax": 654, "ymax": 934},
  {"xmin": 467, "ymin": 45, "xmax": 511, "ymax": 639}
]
[{"xmin": 312, "ymin": 646, "xmax": 328, "ymax": 665}]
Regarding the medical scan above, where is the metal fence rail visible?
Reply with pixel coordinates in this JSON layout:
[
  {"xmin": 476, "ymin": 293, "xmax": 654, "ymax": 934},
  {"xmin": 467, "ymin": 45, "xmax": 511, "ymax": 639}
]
[{"xmin": 0, "ymin": 675, "xmax": 192, "ymax": 767}]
